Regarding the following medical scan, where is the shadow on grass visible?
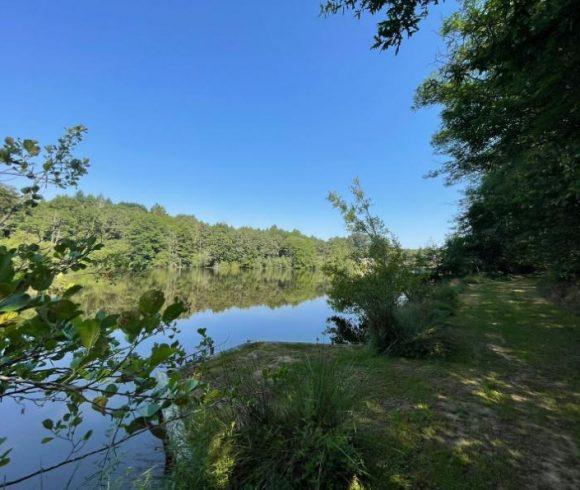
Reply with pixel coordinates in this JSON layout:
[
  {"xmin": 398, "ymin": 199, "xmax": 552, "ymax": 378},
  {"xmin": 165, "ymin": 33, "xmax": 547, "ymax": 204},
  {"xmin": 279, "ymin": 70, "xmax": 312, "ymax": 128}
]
[{"xmin": 354, "ymin": 277, "xmax": 580, "ymax": 489}]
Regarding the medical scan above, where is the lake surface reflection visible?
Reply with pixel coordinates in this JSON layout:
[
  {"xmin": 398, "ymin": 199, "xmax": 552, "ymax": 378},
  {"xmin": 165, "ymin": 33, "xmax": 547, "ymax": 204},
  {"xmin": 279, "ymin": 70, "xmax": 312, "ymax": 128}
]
[{"xmin": 1, "ymin": 268, "xmax": 332, "ymax": 489}]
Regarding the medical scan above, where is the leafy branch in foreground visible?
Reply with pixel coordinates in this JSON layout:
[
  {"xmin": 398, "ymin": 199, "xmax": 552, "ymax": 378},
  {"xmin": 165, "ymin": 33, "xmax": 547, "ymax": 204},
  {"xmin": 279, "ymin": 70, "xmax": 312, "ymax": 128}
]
[
  {"xmin": 0, "ymin": 128, "xmax": 207, "ymax": 483},
  {"xmin": 321, "ymin": 0, "xmax": 440, "ymax": 52},
  {"xmin": 0, "ymin": 126, "xmax": 89, "ymax": 233}
]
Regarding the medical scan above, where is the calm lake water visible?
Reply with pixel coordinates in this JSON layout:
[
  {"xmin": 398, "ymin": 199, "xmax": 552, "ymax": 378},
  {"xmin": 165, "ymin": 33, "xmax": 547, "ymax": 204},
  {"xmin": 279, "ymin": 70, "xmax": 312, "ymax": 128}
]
[{"xmin": 1, "ymin": 268, "xmax": 333, "ymax": 489}]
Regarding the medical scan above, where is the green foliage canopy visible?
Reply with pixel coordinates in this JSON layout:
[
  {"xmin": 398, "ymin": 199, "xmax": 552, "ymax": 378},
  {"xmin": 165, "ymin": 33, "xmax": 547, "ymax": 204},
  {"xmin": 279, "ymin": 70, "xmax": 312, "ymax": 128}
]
[
  {"xmin": 325, "ymin": 0, "xmax": 580, "ymax": 279},
  {"xmin": 321, "ymin": 0, "xmax": 440, "ymax": 51},
  {"xmin": 6, "ymin": 194, "xmax": 331, "ymax": 272},
  {"xmin": 415, "ymin": 0, "xmax": 580, "ymax": 278}
]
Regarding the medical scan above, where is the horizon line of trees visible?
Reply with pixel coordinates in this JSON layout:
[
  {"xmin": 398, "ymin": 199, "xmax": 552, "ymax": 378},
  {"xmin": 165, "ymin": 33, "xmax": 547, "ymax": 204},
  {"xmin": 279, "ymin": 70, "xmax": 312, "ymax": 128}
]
[{"xmin": 2, "ymin": 190, "xmax": 349, "ymax": 271}]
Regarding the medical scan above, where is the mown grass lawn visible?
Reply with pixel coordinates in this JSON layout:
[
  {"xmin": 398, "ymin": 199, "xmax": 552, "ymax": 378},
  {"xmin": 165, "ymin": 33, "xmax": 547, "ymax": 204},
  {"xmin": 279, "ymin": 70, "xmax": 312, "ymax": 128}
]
[{"xmin": 205, "ymin": 277, "xmax": 580, "ymax": 489}]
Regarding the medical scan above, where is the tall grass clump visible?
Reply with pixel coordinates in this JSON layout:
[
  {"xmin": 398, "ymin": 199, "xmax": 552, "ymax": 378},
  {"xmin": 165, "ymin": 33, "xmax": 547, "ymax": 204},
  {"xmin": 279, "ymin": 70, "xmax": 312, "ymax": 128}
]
[
  {"xmin": 165, "ymin": 352, "xmax": 367, "ymax": 489},
  {"xmin": 325, "ymin": 179, "xmax": 458, "ymax": 357}
]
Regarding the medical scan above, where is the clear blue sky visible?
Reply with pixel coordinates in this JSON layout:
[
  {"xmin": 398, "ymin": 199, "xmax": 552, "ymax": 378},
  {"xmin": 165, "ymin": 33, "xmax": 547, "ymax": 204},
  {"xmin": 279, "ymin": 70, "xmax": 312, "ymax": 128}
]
[{"xmin": 2, "ymin": 0, "xmax": 461, "ymax": 247}]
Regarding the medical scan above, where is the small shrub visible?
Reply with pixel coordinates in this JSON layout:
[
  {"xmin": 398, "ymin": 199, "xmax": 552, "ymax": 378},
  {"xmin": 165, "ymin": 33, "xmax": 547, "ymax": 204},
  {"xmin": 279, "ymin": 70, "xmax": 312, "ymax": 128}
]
[
  {"xmin": 172, "ymin": 352, "xmax": 368, "ymax": 489},
  {"xmin": 396, "ymin": 282, "xmax": 460, "ymax": 357},
  {"xmin": 391, "ymin": 307, "xmax": 450, "ymax": 358},
  {"xmin": 326, "ymin": 282, "xmax": 460, "ymax": 358},
  {"xmin": 326, "ymin": 180, "xmax": 425, "ymax": 354},
  {"xmin": 230, "ymin": 355, "xmax": 367, "ymax": 488}
]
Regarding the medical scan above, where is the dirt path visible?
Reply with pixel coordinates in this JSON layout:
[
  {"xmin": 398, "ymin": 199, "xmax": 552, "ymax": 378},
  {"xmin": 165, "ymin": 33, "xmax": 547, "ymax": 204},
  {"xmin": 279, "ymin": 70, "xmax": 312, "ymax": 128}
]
[{"xmin": 424, "ymin": 279, "xmax": 580, "ymax": 489}]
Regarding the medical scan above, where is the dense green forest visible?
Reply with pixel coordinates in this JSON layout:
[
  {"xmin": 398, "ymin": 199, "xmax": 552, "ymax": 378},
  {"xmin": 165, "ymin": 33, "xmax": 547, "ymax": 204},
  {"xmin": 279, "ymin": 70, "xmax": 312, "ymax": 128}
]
[
  {"xmin": 412, "ymin": 0, "xmax": 580, "ymax": 283},
  {"xmin": 2, "ymin": 191, "xmax": 339, "ymax": 271}
]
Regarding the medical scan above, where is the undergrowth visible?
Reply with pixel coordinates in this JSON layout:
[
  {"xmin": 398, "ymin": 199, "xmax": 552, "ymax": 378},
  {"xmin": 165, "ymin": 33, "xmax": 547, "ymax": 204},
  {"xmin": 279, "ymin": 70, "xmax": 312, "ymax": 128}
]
[
  {"xmin": 327, "ymin": 281, "xmax": 462, "ymax": 358},
  {"xmin": 165, "ymin": 351, "xmax": 368, "ymax": 489}
]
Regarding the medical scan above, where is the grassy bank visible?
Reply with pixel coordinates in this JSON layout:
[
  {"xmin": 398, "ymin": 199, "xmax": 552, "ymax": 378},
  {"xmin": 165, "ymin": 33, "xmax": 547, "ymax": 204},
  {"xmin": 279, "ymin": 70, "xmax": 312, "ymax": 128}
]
[{"xmin": 179, "ymin": 277, "xmax": 579, "ymax": 489}]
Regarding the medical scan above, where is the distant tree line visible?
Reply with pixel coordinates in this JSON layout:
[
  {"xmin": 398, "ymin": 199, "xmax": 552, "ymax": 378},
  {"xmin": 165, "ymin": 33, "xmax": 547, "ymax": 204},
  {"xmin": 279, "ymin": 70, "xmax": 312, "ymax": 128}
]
[{"xmin": 2, "ymin": 191, "xmax": 342, "ymax": 271}]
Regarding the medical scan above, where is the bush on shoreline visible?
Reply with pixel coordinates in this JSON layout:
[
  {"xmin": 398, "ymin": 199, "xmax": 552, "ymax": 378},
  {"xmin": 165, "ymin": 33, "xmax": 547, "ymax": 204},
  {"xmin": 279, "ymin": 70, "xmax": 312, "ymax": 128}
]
[
  {"xmin": 325, "ymin": 180, "xmax": 460, "ymax": 357},
  {"xmin": 164, "ymin": 352, "xmax": 368, "ymax": 489},
  {"xmin": 326, "ymin": 281, "xmax": 461, "ymax": 358}
]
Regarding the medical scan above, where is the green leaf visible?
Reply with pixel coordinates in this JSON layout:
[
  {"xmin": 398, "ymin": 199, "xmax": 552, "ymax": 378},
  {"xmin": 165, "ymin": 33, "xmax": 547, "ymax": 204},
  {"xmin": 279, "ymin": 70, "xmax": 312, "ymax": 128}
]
[
  {"xmin": 184, "ymin": 379, "xmax": 199, "ymax": 392},
  {"xmin": 100, "ymin": 313, "xmax": 119, "ymax": 328},
  {"xmin": 140, "ymin": 403, "xmax": 161, "ymax": 418},
  {"xmin": 124, "ymin": 416, "xmax": 147, "ymax": 435},
  {"xmin": 149, "ymin": 343, "xmax": 174, "ymax": 368},
  {"xmin": 22, "ymin": 139, "xmax": 40, "ymax": 156},
  {"xmin": 104, "ymin": 384, "xmax": 118, "ymax": 396},
  {"xmin": 0, "ymin": 252, "xmax": 15, "ymax": 283},
  {"xmin": 92, "ymin": 396, "xmax": 108, "ymax": 414},
  {"xmin": 118, "ymin": 310, "xmax": 143, "ymax": 338},
  {"xmin": 174, "ymin": 395, "xmax": 190, "ymax": 406},
  {"xmin": 49, "ymin": 299, "xmax": 79, "ymax": 321},
  {"xmin": 0, "ymin": 293, "xmax": 31, "ymax": 313},
  {"xmin": 63, "ymin": 284, "xmax": 83, "ymax": 297},
  {"xmin": 139, "ymin": 290, "xmax": 165, "ymax": 316},
  {"xmin": 42, "ymin": 418, "xmax": 53, "ymax": 430},
  {"xmin": 41, "ymin": 437, "xmax": 53, "ymax": 444},
  {"xmin": 54, "ymin": 242, "xmax": 68, "ymax": 254},
  {"xmin": 83, "ymin": 430, "xmax": 93, "ymax": 441},
  {"xmin": 75, "ymin": 319, "xmax": 100, "ymax": 349},
  {"xmin": 30, "ymin": 269, "xmax": 54, "ymax": 292},
  {"xmin": 162, "ymin": 301, "xmax": 186, "ymax": 323}
]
